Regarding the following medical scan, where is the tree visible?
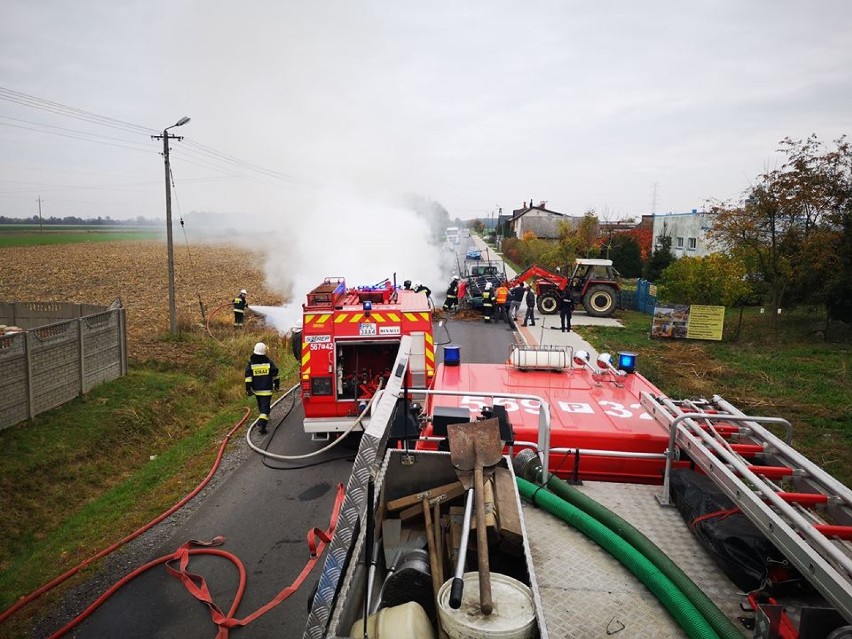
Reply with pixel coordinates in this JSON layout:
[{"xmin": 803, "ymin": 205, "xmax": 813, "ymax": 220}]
[
  {"xmin": 708, "ymin": 135, "xmax": 852, "ymax": 327},
  {"xmin": 576, "ymin": 211, "xmax": 600, "ymax": 257},
  {"xmin": 609, "ymin": 234, "xmax": 643, "ymax": 278},
  {"xmin": 643, "ymin": 231, "xmax": 674, "ymax": 281},
  {"xmin": 659, "ymin": 253, "xmax": 752, "ymax": 306}
]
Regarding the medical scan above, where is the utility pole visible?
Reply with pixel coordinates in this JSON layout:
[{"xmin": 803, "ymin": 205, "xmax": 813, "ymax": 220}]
[
  {"xmin": 36, "ymin": 197, "xmax": 43, "ymax": 231},
  {"xmin": 152, "ymin": 117, "xmax": 190, "ymax": 334}
]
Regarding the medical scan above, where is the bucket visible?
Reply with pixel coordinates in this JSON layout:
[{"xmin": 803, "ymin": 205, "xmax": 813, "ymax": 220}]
[
  {"xmin": 349, "ymin": 601, "xmax": 435, "ymax": 639},
  {"xmin": 437, "ymin": 572, "xmax": 535, "ymax": 639},
  {"xmin": 443, "ymin": 344, "xmax": 462, "ymax": 366}
]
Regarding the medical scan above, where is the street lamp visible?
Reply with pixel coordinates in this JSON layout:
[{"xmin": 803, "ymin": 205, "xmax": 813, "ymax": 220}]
[{"xmin": 155, "ymin": 116, "xmax": 191, "ymax": 334}]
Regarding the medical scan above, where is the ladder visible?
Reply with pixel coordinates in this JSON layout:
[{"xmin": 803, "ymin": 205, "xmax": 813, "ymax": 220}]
[{"xmin": 640, "ymin": 392, "xmax": 852, "ymax": 625}]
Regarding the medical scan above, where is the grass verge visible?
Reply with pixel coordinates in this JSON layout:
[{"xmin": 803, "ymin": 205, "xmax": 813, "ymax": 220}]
[
  {"xmin": 0, "ymin": 328, "xmax": 297, "ymax": 635},
  {"xmin": 580, "ymin": 308, "xmax": 852, "ymax": 485}
]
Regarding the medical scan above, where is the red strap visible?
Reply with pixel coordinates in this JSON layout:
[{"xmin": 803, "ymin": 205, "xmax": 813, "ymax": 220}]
[
  {"xmin": 690, "ymin": 506, "xmax": 740, "ymax": 528},
  {"xmin": 167, "ymin": 483, "xmax": 345, "ymax": 638}
]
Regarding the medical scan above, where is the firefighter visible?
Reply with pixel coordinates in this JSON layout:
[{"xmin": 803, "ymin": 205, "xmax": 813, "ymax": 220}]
[
  {"xmin": 559, "ymin": 287, "xmax": 575, "ymax": 332},
  {"xmin": 233, "ymin": 289, "xmax": 248, "ymax": 329},
  {"xmin": 443, "ymin": 275, "xmax": 460, "ymax": 311},
  {"xmin": 495, "ymin": 281, "xmax": 510, "ymax": 324},
  {"xmin": 522, "ymin": 284, "xmax": 537, "ymax": 326},
  {"xmin": 482, "ymin": 282, "xmax": 494, "ymax": 323},
  {"xmin": 245, "ymin": 342, "xmax": 280, "ymax": 434},
  {"xmin": 403, "ymin": 280, "xmax": 412, "ymax": 290},
  {"xmin": 413, "ymin": 281, "xmax": 432, "ymax": 298}
]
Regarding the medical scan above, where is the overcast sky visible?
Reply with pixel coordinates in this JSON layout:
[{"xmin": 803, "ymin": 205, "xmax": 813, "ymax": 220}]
[{"xmin": 2, "ymin": 1, "xmax": 851, "ymax": 223}]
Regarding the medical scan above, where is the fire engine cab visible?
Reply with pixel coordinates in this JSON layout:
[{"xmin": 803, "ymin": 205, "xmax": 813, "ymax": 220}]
[{"xmin": 293, "ymin": 277, "xmax": 434, "ymax": 436}]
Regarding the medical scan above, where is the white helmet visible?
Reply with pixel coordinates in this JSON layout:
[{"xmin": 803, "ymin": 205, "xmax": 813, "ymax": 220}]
[
  {"xmin": 253, "ymin": 342, "xmax": 267, "ymax": 356},
  {"xmin": 240, "ymin": 289, "xmax": 247, "ymax": 295},
  {"xmin": 485, "ymin": 282, "xmax": 493, "ymax": 290},
  {"xmin": 452, "ymin": 275, "xmax": 459, "ymax": 280},
  {"xmin": 414, "ymin": 281, "xmax": 421, "ymax": 288}
]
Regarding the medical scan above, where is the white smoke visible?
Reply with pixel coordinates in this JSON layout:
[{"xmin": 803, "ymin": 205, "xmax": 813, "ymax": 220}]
[{"xmin": 249, "ymin": 185, "xmax": 453, "ymax": 333}]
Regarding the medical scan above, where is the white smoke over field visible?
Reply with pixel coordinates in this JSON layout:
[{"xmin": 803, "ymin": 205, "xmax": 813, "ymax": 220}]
[{"xmin": 246, "ymin": 185, "xmax": 453, "ymax": 332}]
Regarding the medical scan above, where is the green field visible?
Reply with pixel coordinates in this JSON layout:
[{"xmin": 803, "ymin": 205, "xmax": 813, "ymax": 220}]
[{"xmin": 0, "ymin": 225, "xmax": 161, "ymax": 247}]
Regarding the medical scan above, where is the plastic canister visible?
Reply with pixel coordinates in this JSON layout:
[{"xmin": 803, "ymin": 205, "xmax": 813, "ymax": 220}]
[
  {"xmin": 443, "ymin": 344, "xmax": 461, "ymax": 366},
  {"xmin": 437, "ymin": 572, "xmax": 536, "ymax": 639},
  {"xmin": 349, "ymin": 601, "xmax": 435, "ymax": 639}
]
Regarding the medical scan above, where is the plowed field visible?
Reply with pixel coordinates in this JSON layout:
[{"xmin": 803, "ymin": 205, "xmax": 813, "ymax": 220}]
[{"xmin": 0, "ymin": 240, "xmax": 282, "ymax": 361}]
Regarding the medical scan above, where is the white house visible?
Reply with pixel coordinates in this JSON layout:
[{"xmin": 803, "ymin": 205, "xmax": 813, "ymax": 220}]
[
  {"xmin": 651, "ymin": 210, "xmax": 717, "ymax": 258},
  {"xmin": 508, "ymin": 201, "xmax": 578, "ymax": 239}
]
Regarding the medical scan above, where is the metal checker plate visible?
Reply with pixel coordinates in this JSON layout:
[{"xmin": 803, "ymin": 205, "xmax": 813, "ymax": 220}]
[{"xmin": 522, "ymin": 481, "xmax": 747, "ymax": 638}]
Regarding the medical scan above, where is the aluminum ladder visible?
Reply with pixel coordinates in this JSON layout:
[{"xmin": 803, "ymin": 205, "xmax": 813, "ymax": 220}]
[{"xmin": 640, "ymin": 392, "xmax": 852, "ymax": 625}]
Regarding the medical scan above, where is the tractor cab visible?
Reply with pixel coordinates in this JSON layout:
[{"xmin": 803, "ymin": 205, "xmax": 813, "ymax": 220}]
[
  {"xmin": 568, "ymin": 258, "xmax": 620, "ymax": 294},
  {"xmin": 567, "ymin": 259, "xmax": 621, "ymax": 317}
]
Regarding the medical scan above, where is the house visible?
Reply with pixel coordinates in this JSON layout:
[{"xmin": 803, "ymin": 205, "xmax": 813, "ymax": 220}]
[
  {"xmin": 507, "ymin": 201, "xmax": 579, "ymax": 239},
  {"xmin": 651, "ymin": 209, "xmax": 717, "ymax": 258}
]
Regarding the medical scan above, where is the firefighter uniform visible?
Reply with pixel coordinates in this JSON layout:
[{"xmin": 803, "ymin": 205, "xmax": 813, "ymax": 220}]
[
  {"xmin": 482, "ymin": 286, "xmax": 494, "ymax": 323},
  {"xmin": 245, "ymin": 344, "xmax": 280, "ymax": 434},
  {"xmin": 443, "ymin": 277, "xmax": 460, "ymax": 311},
  {"xmin": 233, "ymin": 290, "xmax": 248, "ymax": 329}
]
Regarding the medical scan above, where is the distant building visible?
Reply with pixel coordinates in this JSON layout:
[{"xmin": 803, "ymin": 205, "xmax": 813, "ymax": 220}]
[
  {"xmin": 507, "ymin": 200, "xmax": 579, "ymax": 239},
  {"xmin": 651, "ymin": 209, "xmax": 717, "ymax": 258}
]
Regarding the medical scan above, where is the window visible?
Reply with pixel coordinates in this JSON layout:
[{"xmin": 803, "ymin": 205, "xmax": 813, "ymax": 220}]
[
  {"xmin": 676, "ymin": 237, "xmax": 684, "ymax": 249},
  {"xmin": 687, "ymin": 237, "xmax": 697, "ymax": 250}
]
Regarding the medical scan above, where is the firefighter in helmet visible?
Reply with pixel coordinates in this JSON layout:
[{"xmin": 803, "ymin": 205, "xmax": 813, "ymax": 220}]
[
  {"xmin": 443, "ymin": 275, "xmax": 460, "ymax": 311},
  {"xmin": 413, "ymin": 281, "xmax": 432, "ymax": 298},
  {"xmin": 245, "ymin": 342, "xmax": 280, "ymax": 434},
  {"xmin": 233, "ymin": 289, "xmax": 248, "ymax": 329},
  {"xmin": 482, "ymin": 281, "xmax": 494, "ymax": 323}
]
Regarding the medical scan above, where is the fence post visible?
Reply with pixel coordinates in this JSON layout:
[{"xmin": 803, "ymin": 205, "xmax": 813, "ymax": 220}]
[
  {"xmin": 78, "ymin": 318, "xmax": 86, "ymax": 394},
  {"xmin": 24, "ymin": 331, "xmax": 34, "ymax": 421},
  {"xmin": 119, "ymin": 308, "xmax": 128, "ymax": 376}
]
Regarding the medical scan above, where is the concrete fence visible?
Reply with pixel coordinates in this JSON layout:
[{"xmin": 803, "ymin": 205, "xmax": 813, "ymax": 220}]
[{"xmin": 0, "ymin": 301, "xmax": 127, "ymax": 431}]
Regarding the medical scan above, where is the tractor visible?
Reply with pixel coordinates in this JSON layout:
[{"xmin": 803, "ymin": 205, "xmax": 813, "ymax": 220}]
[{"xmin": 510, "ymin": 258, "xmax": 620, "ymax": 318}]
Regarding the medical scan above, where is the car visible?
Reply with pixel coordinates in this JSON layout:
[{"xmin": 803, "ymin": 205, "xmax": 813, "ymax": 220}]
[{"xmin": 465, "ymin": 248, "xmax": 481, "ymax": 260}]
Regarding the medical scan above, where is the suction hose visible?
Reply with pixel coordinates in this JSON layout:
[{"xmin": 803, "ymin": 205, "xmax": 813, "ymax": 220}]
[
  {"xmin": 514, "ymin": 450, "xmax": 744, "ymax": 639},
  {"xmin": 517, "ymin": 477, "xmax": 721, "ymax": 639}
]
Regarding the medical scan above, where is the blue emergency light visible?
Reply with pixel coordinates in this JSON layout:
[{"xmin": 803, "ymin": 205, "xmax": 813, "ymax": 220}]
[
  {"xmin": 362, "ymin": 300, "xmax": 372, "ymax": 316},
  {"xmin": 617, "ymin": 351, "xmax": 637, "ymax": 374},
  {"xmin": 443, "ymin": 344, "xmax": 461, "ymax": 367}
]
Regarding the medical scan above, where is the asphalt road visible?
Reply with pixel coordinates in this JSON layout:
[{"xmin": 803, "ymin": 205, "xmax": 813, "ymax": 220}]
[{"xmin": 61, "ymin": 286, "xmax": 514, "ymax": 636}]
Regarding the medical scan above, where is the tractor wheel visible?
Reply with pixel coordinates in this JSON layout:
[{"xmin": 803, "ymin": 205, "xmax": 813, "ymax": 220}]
[
  {"xmin": 583, "ymin": 285, "xmax": 617, "ymax": 317},
  {"xmin": 537, "ymin": 292, "xmax": 559, "ymax": 315}
]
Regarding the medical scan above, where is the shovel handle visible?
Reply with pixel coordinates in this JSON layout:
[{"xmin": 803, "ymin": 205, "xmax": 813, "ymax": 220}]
[
  {"xmin": 474, "ymin": 466, "xmax": 493, "ymax": 615},
  {"xmin": 450, "ymin": 488, "xmax": 475, "ymax": 609}
]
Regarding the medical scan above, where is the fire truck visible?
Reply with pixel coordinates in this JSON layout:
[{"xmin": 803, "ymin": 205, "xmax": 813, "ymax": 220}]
[{"xmin": 292, "ymin": 277, "xmax": 434, "ymax": 437}]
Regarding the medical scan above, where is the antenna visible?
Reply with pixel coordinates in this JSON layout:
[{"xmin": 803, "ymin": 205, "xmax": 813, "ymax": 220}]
[{"xmin": 650, "ymin": 182, "xmax": 659, "ymax": 215}]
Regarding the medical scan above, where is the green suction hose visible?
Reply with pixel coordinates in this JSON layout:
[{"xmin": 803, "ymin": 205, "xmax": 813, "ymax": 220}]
[
  {"xmin": 513, "ymin": 451, "xmax": 744, "ymax": 639},
  {"xmin": 518, "ymin": 477, "xmax": 721, "ymax": 639}
]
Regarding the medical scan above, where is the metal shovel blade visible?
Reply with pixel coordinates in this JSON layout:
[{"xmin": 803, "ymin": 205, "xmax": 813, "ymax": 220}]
[
  {"xmin": 446, "ymin": 418, "xmax": 502, "ymax": 615},
  {"xmin": 447, "ymin": 418, "xmax": 503, "ymax": 483}
]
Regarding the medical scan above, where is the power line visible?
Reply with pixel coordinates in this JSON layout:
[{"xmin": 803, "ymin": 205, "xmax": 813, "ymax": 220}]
[
  {"xmin": 1, "ymin": 85, "xmax": 311, "ymax": 191},
  {"xmin": 0, "ymin": 86, "xmax": 158, "ymax": 135},
  {"xmin": 0, "ymin": 121, "xmax": 157, "ymax": 155}
]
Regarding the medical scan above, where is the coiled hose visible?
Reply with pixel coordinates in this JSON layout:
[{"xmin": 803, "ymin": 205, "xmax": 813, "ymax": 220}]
[
  {"xmin": 517, "ymin": 478, "xmax": 721, "ymax": 639},
  {"xmin": 514, "ymin": 451, "xmax": 744, "ymax": 639}
]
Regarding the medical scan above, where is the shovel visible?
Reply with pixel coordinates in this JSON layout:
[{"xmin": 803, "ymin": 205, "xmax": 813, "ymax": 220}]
[{"xmin": 447, "ymin": 418, "xmax": 503, "ymax": 615}]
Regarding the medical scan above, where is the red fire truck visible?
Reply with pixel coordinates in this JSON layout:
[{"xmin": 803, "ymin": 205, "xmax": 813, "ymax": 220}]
[{"xmin": 293, "ymin": 277, "xmax": 434, "ymax": 437}]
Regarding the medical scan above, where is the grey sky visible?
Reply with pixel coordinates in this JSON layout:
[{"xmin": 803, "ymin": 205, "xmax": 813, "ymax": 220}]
[{"xmin": 2, "ymin": 1, "xmax": 851, "ymax": 223}]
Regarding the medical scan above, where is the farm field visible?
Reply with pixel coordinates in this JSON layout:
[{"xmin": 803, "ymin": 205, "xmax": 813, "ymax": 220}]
[
  {"xmin": 0, "ymin": 239, "xmax": 283, "ymax": 360},
  {"xmin": 0, "ymin": 225, "xmax": 162, "ymax": 248}
]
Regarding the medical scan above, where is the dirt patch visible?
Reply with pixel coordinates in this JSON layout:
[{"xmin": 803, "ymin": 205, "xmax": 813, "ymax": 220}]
[{"xmin": 0, "ymin": 241, "xmax": 282, "ymax": 362}]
